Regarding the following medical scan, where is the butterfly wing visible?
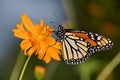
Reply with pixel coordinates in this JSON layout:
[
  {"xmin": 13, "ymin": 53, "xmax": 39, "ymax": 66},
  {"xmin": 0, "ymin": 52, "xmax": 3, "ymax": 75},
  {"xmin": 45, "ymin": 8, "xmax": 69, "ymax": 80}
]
[
  {"xmin": 61, "ymin": 30, "xmax": 113, "ymax": 65},
  {"xmin": 62, "ymin": 32, "xmax": 90, "ymax": 65}
]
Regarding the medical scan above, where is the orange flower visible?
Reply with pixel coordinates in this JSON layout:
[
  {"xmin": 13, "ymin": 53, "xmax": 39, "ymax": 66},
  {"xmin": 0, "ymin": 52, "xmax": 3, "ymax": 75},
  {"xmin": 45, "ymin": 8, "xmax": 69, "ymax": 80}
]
[
  {"xmin": 34, "ymin": 65, "xmax": 46, "ymax": 80},
  {"xmin": 34, "ymin": 65, "xmax": 45, "ymax": 75},
  {"xmin": 13, "ymin": 14, "xmax": 61, "ymax": 63}
]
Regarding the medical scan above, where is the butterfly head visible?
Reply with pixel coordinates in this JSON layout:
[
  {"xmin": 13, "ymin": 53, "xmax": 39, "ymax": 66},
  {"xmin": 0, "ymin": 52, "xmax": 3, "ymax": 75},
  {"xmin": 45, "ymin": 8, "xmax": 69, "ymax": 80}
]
[{"xmin": 54, "ymin": 25, "xmax": 65, "ymax": 41}]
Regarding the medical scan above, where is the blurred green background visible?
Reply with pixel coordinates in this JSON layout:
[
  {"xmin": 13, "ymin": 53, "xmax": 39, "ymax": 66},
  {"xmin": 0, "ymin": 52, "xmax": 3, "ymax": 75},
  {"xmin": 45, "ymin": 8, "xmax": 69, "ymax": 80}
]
[{"xmin": 0, "ymin": 0, "xmax": 120, "ymax": 80}]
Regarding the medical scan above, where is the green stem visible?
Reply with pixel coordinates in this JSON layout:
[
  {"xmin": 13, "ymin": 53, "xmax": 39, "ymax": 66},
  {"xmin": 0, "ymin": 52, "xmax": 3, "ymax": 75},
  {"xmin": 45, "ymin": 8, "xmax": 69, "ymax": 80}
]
[{"xmin": 19, "ymin": 56, "xmax": 31, "ymax": 80}]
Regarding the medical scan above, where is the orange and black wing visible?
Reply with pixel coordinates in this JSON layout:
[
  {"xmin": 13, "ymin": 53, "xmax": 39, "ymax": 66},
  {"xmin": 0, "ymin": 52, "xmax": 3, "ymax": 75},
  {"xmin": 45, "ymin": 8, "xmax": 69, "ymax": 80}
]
[{"xmin": 61, "ymin": 30, "xmax": 113, "ymax": 65}]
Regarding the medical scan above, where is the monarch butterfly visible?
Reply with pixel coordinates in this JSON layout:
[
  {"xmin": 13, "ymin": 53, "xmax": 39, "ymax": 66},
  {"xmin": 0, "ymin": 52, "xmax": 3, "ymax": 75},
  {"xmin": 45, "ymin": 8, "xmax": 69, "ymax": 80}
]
[{"xmin": 54, "ymin": 25, "xmax": 114, "ymax": 65}]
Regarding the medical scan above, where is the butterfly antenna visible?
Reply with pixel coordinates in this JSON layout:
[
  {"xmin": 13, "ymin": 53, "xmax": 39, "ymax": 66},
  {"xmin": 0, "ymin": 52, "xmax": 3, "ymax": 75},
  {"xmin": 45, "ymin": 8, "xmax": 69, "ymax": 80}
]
[
  {"xmin": 50, "ymin": 22, "xmax": 59, "ymax": 26},
  {"xmin": 53, "ymin": 12, "xmax": 70, "ymax": 28},
  {"xmin": 50, "ymin": 13, "xmax": 63, "ymax": 28},
  {"xmin": 52, "ymin": 13, "xmax": 61, "ymax": 24},
  {"xmin": 50, "ymin": 22, "xmax": 62, "ymax": 30}
]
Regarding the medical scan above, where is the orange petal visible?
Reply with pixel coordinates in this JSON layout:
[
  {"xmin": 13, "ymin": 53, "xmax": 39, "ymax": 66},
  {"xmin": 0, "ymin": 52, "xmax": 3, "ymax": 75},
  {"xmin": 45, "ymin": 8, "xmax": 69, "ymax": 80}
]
[
  {"xmin": 21, "ymin": 14, "xmax": 37, "ymax": 35},
  {"xmin": 37, "ymin": 49, "xmax": 46, "ymax": 59},
  {"xmin": 53, "ymin": 42, "xmax": 61, "ymax": 50},
  {"xmin": 20, "ymin": 39, "xmax": 32, "ymax": 50},
  {"xmin": 43, "ymin": 46, "xmax": 61, "ymax": 63},
  {"xmin": 16, "ymin": 23, "xmax": 25, "ymax": 30},
  {"xmin": 48, "ymin": 47, "xmax": 61, "ymax": 61},
  {"xmin": 38, "ymin": 52, "xmax": 45, "ymax": 59},
  {"xmin": 40, "ymin": 41, "xmax": 48, "ymax": 52},
  {"xmin": 43, "ymin": 53, "xmax": 51, "ymax": 63},
  {"xmin": 44, "ymin": 37, "xmax": 61, "ymax": 50},
  {"xmin": 37, "ymin": 41, "xmax": 48, "ymax": 59},
  {"xmin": 27, "ymin": 45, "xmax": 37, "ymax": 56},
  {"xmin": 24, "ymin": 48, "xmax": 28, "ymax": 55},
  {"xmin": 44, "ymin": 37, "xmax": 56, "ymax": 45},
  {"xmin": 13, "ymin": 29, "xmax": 30, "ymax": 39},
  {"xmin": 39, "ymin": 19, "xmax": 44, "ymax": 29}
]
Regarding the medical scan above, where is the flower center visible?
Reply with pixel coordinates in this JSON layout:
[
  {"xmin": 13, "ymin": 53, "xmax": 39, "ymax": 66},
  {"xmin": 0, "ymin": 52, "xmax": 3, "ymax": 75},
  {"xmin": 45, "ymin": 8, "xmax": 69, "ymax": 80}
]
[
  {"xmin": 38, "ymin": 27, "xmax": 52, "ymax": 40},
  {"xmin": 38, "ymin": 34, "xmax": 46, "ymax": 40}
]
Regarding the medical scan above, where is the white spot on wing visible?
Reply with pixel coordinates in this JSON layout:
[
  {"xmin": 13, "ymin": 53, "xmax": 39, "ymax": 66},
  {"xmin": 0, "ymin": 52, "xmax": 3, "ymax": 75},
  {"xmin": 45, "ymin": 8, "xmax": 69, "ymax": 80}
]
[
  {"xmin": 97, "ymin": 41, "xmax": 102, "ymax": 47},
  {"xmin": 97, "ymin": 36, "xmax": 102, "ymax": 40}
]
